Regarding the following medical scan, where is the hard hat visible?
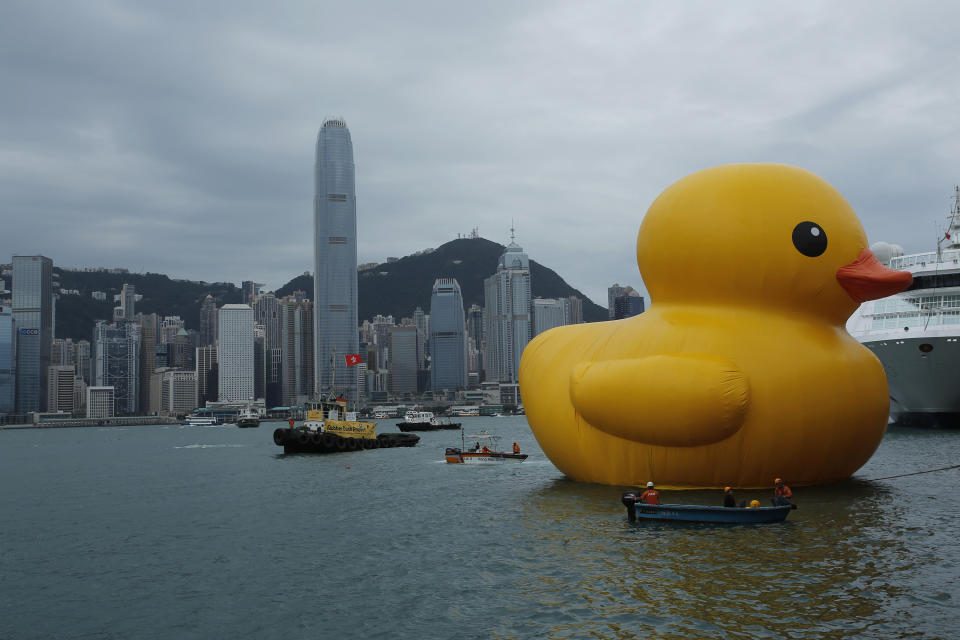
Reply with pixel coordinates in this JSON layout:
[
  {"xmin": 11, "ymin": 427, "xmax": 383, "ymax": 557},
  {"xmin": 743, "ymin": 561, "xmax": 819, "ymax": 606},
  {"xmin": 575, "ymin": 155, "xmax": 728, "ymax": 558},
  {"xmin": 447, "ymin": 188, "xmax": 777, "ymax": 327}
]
[
  {"xmin": 749, "ymin": 500, "xmax": 760, "ymax": 508},
  {"xmin": 646, "ymin": 481, "xmax": 654, "ymax": 488},
  {"xmin": 724, "ymin": 486, "xmax": 732, "ymax": 492},
  {"xmin": 775, "ymin": 478, "xmax": 782, "ymax": 484}
]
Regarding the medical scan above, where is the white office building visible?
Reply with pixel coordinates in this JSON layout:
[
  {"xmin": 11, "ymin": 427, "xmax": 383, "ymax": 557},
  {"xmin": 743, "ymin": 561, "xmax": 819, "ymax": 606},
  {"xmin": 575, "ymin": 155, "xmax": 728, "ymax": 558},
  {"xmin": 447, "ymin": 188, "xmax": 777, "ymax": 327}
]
[{"xmin": 218, "ymin": 304, "xmax": 254, "ymax": 403}]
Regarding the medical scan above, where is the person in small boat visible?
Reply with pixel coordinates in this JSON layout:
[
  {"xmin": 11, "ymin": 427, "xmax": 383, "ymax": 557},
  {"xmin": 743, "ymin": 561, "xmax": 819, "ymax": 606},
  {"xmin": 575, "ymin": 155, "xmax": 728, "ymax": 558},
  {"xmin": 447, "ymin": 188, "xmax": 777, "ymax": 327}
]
[
  {"xmin": 748, "ymin": 500, "xmax": 760, "ymax": 509},
  {"xmin": 512, "ymin": 441, "xmax": 520, "ymax": 454},
  {"xmin": 723, "ymin": 486, "xmax": 737, "ymax": 508},
  {"xmin": 772, "ymin": 478, "xmax": 793, "ymax": 506},
  {"xmin": 639, "ymin": 481, "xmax": 661, "ymax": 505},
  {"xmin": 473, "ymin": 442, "xmax": 480, "ymax": 452}
]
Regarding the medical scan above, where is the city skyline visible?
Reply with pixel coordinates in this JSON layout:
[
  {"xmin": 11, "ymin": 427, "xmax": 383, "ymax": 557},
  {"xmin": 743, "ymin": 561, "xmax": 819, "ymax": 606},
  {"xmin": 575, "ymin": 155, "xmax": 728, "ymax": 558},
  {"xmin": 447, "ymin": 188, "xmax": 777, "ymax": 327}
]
[{"xmin": 4, "ymin": 4, "xmax": 959, "ymax": 307}]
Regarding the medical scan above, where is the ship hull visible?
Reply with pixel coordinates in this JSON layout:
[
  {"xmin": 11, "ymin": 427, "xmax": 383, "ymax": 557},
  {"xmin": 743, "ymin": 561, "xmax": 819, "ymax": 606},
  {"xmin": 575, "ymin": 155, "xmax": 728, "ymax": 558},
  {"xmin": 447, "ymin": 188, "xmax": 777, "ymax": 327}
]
[{"xmin": 862, "ymin": 336, "xmax": 960, "ymax": 428}]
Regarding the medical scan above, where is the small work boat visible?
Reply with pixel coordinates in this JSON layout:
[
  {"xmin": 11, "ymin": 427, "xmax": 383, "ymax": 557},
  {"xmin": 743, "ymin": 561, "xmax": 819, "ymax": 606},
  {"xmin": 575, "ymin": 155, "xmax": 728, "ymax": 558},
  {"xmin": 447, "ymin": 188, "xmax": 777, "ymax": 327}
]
[
  {"xmin": 445, "ymin": 429, "xmax": 527, "ymax": 464},
  {"xmin": 621, "ymin": 491, "xmax": 792, "ymax": 524},
  {"xmin": 397, "ymin": 410, "xmax": 461, "ymax": 432}
]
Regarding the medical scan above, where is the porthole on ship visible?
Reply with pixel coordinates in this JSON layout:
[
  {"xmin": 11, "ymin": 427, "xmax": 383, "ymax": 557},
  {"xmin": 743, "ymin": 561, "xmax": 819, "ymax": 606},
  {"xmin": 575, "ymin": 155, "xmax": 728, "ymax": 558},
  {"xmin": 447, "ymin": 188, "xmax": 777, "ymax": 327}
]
[{"xmin": 919, "ymin": 343, "xmax": 934, "ymax": 353}]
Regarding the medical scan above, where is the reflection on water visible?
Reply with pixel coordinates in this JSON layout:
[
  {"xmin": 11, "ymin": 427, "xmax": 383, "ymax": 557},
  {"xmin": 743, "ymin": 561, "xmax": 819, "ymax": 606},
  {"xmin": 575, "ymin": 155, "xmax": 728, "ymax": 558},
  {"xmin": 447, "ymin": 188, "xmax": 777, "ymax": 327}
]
[{"xmin": 516, "ymin": 474, "xmax": 945, "ymax": 638}]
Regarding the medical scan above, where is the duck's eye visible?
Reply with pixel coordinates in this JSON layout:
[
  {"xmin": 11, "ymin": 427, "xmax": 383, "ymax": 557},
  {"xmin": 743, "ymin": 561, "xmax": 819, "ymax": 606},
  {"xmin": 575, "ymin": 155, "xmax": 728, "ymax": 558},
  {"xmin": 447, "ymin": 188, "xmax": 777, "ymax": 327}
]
[{"xmin": 792, "ymin": 221, "xmax": 827, "ymax": 257}]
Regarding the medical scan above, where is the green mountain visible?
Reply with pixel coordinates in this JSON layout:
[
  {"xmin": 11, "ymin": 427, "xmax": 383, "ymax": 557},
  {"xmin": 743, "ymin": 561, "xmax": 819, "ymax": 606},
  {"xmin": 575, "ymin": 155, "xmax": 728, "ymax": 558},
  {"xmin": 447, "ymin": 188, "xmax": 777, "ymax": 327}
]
[
  {"xmin": 276, "ymin": 237, "xmax": 607, "ymax": 322},
  {"xmin": 53, "ymin": 270, "xmax": 241, "ymax": 341},
  {"xmin": 49, "ymin": 237, "xmax": 605, "ymax": 341}
]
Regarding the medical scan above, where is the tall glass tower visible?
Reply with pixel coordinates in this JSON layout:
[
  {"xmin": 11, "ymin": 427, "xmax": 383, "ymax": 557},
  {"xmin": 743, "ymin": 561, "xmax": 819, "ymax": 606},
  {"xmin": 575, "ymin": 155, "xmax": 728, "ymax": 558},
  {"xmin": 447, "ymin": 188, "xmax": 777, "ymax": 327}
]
[
  {"xmin": 314, "ymin": 118, "xmax": 359, "ymax": 404},
  {"xmin": 430, "ymin": 279, "xmax": 467, "ymax": 392},
  {"xmin": 483, "ymin": 236, "xmax": 531, "ymax": 384},
  {"xmin": 13, "ymin": 255, "xmax": 53, "ymax": 413}
]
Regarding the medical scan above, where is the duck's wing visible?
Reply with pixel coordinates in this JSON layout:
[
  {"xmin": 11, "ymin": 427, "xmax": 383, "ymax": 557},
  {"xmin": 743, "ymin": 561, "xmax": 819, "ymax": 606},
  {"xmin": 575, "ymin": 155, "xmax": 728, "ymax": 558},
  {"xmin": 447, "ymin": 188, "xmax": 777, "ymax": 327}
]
[{"xmin": 570, "ymin": 354, "xmax": 749, "ymax": 446}]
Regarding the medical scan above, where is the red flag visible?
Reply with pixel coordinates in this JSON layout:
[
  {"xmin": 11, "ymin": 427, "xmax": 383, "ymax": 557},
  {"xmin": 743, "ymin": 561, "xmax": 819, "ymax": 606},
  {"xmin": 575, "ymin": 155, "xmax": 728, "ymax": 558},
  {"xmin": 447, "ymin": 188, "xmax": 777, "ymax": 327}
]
[{"xmin": 344, "ymin": 354, "xmax": 362, "ymax": 367}]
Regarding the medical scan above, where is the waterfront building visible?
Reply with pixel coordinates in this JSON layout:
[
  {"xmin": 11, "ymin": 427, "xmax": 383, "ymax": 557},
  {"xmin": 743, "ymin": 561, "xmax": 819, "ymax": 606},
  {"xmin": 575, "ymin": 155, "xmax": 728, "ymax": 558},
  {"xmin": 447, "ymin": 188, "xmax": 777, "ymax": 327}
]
[
  {"xmin": 372, "ymin": 315, "xmax": 395, "ymax": 372},
  {"xmin": 195, "ymin": 346, "xmax": 218, "ymax": 405},
  {"xmin": 533, "ymin": 298, "xmax": 569, "ymax": 337},
  {"xmin": 199, "ymin": 295, "xmax": 217, "ymax": 347},
  {"xmin": 466, "ymin": 304, "xmax": 484, "ymax": 380},
  {"xmin": 0, "ymin": 305, "xmax": 14, "ymax": 413},
  {"xmin": 607, "ymin": 284, "xmax": 626, "ymax": 320},
  {"xmin": 217, "ymin": 304, "xmax": 254, "ymax": 403},
  {"xmin": 73, "ymin": 376, "xmax": 87, "ymax": 413},
  {"xmin": 157, "ymin": 369, "xmax": 198, "ymax": 416},
  {"xmin": 46, "ymin": 365, "xmax": 75, "ymax": 413},
  {"xmin": 388, "ymin": 326, "xmax": 417, "ymax": 394},
  {"xmin": 171, "ymin": 328, "xmax": 193, "ymax": 369},
  {"xmin": 86, "ymin": 386, "xmax": 115, "ymax": 419},
  {"xmin": 12, "ymin": 255, "xmax": 54, "ymax": 413},
  {"xmin": 281, "ymin": 299, "xmax": 313, "ymax": 406},
  {"xmin": 314, "ymin": 118, "xmax": 359, "ymax": 404},
  {"xmin": 430, "ymin": 279, "xmax": 467, "ymax": 392},
  {"xmin": 93, "ymin": 320, "xmax": 141, "ymax": 415},
  {"xmin": 613, "ymin": 287, "xmax": 645, "ymax": 319},
  {"xmin": 254, "ymin": 326, "xmax": 266, "ymax": 401},
  {"xmin": 483, "ymin": 236, "xmax": 531, "ymax": 384}
]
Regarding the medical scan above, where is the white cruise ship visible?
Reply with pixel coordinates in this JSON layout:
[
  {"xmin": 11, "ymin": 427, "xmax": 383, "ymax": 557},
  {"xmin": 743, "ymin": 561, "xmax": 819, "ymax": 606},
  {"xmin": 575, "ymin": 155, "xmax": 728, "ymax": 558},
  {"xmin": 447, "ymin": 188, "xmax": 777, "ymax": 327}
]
[{"xmin": 847, "ymin": 187, "xmax": 960, "ymax": 427}]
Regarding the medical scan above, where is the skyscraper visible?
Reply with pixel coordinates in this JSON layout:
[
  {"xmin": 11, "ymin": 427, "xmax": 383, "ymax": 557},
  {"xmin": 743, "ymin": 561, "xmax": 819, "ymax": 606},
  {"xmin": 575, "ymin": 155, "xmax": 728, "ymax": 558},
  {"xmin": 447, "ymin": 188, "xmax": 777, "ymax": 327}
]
[
  {"xmin": 314, "ymin": 118, "xmax": 359, "ymax": 404},
  {"xmin": 533, "ymin": 298, "xmax": 569, "ymax": 337},
  {"xmin": 388, "ymin": 326, "xmax": 417, "ymax": 394},
  {"xmin": 607, "ymin": 284, "xmax": 626, "ymax": 320},
  {"xmin": 0, "ymin": 305, "xmax": 14, "ymax": 413},
  {"xmin": 281, "ymin": 299, "xmax": 313, "ymax": 406},
  {"xmin": 13, "ymin": 255, "xmax": 53, "ymax": 413},
  {"xmin": 199, "ymin": 295, "xmax": 217, "ymax": 347},
  {"xmin": 430, "ymin": 278, "xmax": 467, "ymax": 392},
  {"xmin": 93, "ymin": 320, "xmax": 141, "ymax": 415},
  {"xmin": 483, "ymin": 237, "xmax": 531, "ymax": 384},
  {"xmin": 218, "ymin": 304, "xmax": 254, "ymax": 403}
]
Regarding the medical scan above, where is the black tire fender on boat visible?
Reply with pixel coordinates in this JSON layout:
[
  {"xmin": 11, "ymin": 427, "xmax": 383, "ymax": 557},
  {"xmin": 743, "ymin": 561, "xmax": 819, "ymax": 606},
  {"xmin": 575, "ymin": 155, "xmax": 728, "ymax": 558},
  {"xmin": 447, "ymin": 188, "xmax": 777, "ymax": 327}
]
[
  {"xmin": 296, "ymin": 431, "xmax": 309, "ymax": 445},
  {"xmin": 310, "ymin": 431, "xmax": 323, "ymax": 445},
  {"xmin": 335, "ymin": 437, "xmax": 348, "ymax": 451},
  {"xmin": 322, "ymin": 433, "xmax": 337, "ymax": 449},
  {"xmin": 273, "ymin": 429, "xmax": 286, "ymax": 446},
  {"xmin": 370, "ymin": 438, "xmax": 379, "ymax": 449}
]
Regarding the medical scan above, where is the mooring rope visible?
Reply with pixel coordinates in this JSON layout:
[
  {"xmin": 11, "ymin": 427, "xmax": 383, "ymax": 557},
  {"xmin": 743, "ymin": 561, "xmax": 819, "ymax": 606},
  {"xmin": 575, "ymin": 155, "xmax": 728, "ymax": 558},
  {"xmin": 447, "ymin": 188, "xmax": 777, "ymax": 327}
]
[{"xmin": 869, "ymin": 464, "xmax": 960, "ymax": 481}]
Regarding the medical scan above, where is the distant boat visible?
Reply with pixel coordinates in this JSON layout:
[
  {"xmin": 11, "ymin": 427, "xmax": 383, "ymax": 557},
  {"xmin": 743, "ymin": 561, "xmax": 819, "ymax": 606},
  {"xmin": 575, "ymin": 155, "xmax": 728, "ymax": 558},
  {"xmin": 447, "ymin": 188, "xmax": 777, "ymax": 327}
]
[
  {"xmin": 397, "ymin": 410, "xmax": 461, "ymax": 432},
  {"xmin": 182, "ymin": 415, "xmax": 220, "ymax": 426},
  {"xmin": 236, "ymin": 408, "xmax": 260, "ymax": 428}
]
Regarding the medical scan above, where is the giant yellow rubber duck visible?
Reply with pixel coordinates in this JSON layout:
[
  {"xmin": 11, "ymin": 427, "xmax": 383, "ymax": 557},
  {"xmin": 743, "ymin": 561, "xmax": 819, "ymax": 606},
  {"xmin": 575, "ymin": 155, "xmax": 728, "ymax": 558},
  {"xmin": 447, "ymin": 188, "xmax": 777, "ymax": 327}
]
[{"xmin": 519, "ymin": 164, "xmax": 913, "ymax": 488}]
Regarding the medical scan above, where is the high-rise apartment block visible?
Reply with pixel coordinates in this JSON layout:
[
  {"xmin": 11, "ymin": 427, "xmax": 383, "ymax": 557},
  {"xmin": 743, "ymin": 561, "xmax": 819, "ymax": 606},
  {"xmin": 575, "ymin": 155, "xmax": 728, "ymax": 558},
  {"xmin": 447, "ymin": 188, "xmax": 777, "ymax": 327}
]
[
  {"xmin": 218, "ymin": 304, "xmax": 254, "ymax": 403},
  {"xmin": 12, "ymin": 255, "xmax": 54, "ymax": 413},
  {"xmin": 483, "ymin": 238, "xmax": 531, "ymax": 384},
  {"xmin": 607, "ymin": 284, "xmax": 626, "ymax": 320},
  {"xmin": 314, "ymin": 118, "xmax": 359, "ymax": 404},
  {"xmin": 430, "ymin": 279, "xmax": 467, "ymax": 392},
  {"xmin": 613, "ymin": 286, "xmax": 645, "ymax": 319},
  {"xmin": 195, "ymin": 346, "xmax": 218, "ymax": 405},
  {"xmin": 0, "ymin": 305, "xmax": 15, "ymax": 413}
]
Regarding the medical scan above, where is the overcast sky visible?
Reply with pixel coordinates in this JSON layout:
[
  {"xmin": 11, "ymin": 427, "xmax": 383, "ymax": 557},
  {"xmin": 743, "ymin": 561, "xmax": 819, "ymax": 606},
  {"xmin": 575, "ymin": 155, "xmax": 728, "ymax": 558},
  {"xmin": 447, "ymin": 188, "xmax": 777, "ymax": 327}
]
[{"xmin": 3, "ymin": 1, "xmax": 959, "ymax": 307}]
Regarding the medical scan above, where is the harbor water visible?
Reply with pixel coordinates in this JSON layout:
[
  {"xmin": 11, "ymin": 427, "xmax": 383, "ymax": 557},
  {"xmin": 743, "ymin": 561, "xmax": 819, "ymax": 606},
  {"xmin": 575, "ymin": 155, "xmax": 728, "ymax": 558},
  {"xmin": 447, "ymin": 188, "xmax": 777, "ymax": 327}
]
[{"xmin": 1, "ymin": 417, "xmax": 957, "ymax": 639}]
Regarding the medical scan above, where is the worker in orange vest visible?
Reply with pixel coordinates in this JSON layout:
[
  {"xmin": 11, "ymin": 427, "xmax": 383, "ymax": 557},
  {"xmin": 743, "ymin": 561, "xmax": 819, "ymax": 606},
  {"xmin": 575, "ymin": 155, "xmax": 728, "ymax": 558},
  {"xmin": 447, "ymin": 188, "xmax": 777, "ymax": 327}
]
[
  {"xmin": 772, "ymin": 478, "xmax": 793, "ymax": 506},
  {"xmin": 512, "ymin": 441, "xmax": 520, "ymax": 454},
  {"xmin": 639, "ymin": 481, "xmax": 661, "ymax": 505},
  {"xmin": 288, "ymin": 417, "xmax": 295, "ymax": 428}
]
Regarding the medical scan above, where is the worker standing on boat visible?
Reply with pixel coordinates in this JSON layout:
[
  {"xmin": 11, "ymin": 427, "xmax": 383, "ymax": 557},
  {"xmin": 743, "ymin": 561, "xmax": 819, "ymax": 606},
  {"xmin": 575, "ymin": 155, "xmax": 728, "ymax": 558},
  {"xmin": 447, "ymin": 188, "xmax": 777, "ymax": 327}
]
[
  {"xmin": 512, "ymin": 441, "xmax": 520, "ymax": 454},
  {"xmin": 639, "ymin": 481, "xmax": 661, "ymax": 505},
  {"xmin": 772, "ymin": 478, "xmax": 793, "ymax": 506},
  {"xmin": 723, "ymin": 486, "xmax": 737, "ymax": 508}
]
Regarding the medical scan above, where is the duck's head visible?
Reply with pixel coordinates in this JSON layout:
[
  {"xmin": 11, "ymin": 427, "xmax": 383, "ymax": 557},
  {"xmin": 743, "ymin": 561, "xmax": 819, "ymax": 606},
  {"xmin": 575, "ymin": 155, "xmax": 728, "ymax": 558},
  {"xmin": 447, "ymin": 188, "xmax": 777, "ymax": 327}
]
[{"xmin": 637, "ymin": 164, "xmax": 912, "ymax": 323}]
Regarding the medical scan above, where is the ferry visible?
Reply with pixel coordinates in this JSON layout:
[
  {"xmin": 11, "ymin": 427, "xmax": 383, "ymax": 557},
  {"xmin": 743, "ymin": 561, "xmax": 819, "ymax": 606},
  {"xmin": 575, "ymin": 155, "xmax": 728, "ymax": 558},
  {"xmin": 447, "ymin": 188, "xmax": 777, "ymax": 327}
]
[
  {"xmin": 847, "ymin": 186, "xmax": 960, "ymax": 427},
  {"xmin": 236, "ymin": 407, "xmax": 260, "ymax": 428},
  {"xmin": 449, "ymin": 406, "xmax": 480, "ymax": 417},
  {"xmin": 182, "ymin": 415, "xmax": 221, "ymax": 426},
  {"xmin": 397, "ymin": 410, "xmax": 461, "ymax": 432}
]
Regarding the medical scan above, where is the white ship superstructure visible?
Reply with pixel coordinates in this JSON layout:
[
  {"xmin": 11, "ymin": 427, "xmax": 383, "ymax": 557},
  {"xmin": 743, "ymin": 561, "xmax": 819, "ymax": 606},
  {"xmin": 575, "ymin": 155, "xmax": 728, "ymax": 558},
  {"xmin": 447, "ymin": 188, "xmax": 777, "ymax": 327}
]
[{"xmin": 847, "ymin": 187, "xmax": 960, "ymax": 426}]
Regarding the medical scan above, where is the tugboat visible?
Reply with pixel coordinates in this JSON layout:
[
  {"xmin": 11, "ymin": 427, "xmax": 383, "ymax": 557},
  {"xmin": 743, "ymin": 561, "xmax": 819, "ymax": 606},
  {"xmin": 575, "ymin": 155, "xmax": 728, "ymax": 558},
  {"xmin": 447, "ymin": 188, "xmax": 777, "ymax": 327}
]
[
  {"xmin": 273, "ymin": 396, "xmax": 419, "ymax": 453},
  {"xmin": 236, "ymin": 407, "xmax": 260, "ymax": 428}
]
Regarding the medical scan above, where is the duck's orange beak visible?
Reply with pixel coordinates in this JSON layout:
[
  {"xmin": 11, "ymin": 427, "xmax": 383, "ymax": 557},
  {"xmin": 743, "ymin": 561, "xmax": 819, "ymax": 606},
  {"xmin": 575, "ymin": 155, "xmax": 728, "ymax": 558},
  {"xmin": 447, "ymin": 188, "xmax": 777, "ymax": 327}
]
[{"xmin": 836, "ymin": 248, "xmax": 913, "ymax": 303}]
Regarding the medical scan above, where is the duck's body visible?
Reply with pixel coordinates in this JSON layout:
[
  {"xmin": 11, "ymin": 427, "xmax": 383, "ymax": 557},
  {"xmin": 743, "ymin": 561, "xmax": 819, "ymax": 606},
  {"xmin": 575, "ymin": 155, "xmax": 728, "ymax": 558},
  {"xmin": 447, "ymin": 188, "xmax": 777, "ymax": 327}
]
[{"xmin": 519, "ymin": 164, "xmax": 912, "ymax": 488}]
